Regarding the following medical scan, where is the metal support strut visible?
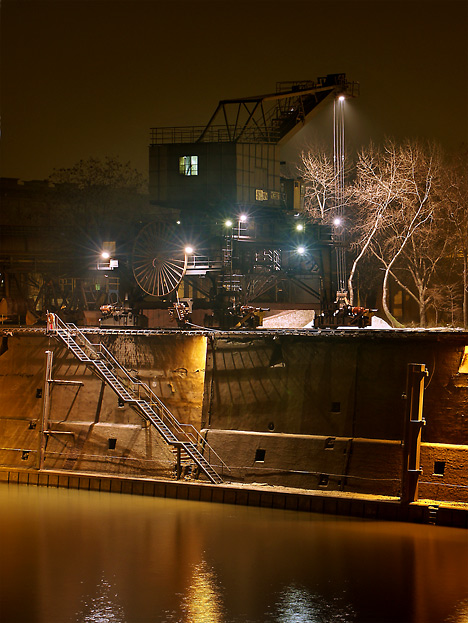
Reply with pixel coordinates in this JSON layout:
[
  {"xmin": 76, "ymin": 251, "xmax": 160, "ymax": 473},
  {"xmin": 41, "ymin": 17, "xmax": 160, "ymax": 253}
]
[
  {"xmin": 401, "ymin": 363, "xmax": 428, "ymax": 504},
  {"xmin": 38, "ymin": 350, "xmax": 53, "ymax": 470},
  {"xmin": 45, "ymin": 313, "xmax": 227, "ymax": 484}
]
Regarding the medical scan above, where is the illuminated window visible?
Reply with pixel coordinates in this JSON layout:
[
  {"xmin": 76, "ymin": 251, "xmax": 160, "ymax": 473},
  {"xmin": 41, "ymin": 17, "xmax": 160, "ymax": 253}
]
[{"xmin": 179, "ymin": 155, "xmax": 198, "ymax": 176}]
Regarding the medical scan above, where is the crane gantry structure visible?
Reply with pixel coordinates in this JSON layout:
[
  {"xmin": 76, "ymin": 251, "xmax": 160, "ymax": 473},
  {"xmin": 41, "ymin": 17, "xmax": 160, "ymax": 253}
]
[{"xmin": 150, "ymin": 73, "xmax": 359, "ymax": 147}]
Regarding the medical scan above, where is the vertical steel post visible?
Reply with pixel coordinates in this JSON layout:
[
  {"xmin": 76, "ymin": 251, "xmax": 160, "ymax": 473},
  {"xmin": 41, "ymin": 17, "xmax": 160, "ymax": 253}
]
[
  {"xmin": 401, "ymin": 363, "xmax": 428, "ymax": 503},
  {"xmin": 176, "ymin": 446, "xmax": 182, "ymax": 480},
  {"xmin": 38, "ymin": 350, "xmax": 53, "ymax": 470}
]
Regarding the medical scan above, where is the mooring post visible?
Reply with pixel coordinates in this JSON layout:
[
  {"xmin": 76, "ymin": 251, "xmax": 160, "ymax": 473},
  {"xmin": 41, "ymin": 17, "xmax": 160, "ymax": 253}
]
[
  {"xmin": 401, "ymin": 363, "xmax": 428, "ymax": 504},
  {"xmin": 38, "ymin": 350, "xmax": 53, "ymax": 470}
]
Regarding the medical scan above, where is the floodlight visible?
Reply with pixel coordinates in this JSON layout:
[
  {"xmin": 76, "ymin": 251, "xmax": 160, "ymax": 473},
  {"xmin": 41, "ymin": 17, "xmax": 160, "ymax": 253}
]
[
  {"xmin": 333, "ymin": 217, "xmax": 342, "ymax": 226},
  {"xmin": 225, "ymin": 219, "xmax": 233, "ymax": 227},
  {"xmin": 239, "ymin": 214, "xmax": 248, "ymax": 223},
  {"xmin": 101, "ymin": 251, "xmax": 110, "ymax": 260},
  {"xmin": 297, "ymin": 246, "xmax": 305, "ymax": 255},
  {"xmin": 184, "ymin": 246, "xmax": 194, "ymax": 255},
  {"xmin": 296, "ymin": 223, "xmax": 304, "ymax": 232}
]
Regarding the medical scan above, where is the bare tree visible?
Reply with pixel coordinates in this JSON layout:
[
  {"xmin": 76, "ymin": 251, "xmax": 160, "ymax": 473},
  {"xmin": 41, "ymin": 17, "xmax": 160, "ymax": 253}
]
[
  {"xmin": 347, "ymin": 140, "xmax": 403, "ymax": 306},
  {"xmin": 48, "ymin": 156, "xmax": 148, "ymax": 233},
  {"xmin": 443, "ymin": 148, "xmax": 468, "ymax": 328},
  {"xmin": 386, "ymin": 216, "xmax": 449, "ymax": 326},
  {"xmin": 427, "ymin": 282, "xmax": 463, "ymax": 327},
  {"xmin": 50, "ymin": 156, "xmax": 146, "ymax": 192},
  {"xmin": 351, "ymin": 139, "xmax": 442, "ymax": 326},
  {"xmin": 300, "ymin": 149, "xmax": 338, "ymax": 221}
]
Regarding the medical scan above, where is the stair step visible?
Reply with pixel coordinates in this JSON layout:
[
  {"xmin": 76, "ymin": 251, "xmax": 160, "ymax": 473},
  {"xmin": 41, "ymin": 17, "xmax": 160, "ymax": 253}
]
[{"xmin": 54, "ymin": 318, "xmax": 223, "ymax": 483}]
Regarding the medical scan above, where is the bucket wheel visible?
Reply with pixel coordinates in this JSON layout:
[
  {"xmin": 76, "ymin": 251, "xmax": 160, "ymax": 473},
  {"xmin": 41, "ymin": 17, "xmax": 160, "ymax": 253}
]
[{"xmin": 132, "ymin": 222, "xmax": 187, "ymax": 297}]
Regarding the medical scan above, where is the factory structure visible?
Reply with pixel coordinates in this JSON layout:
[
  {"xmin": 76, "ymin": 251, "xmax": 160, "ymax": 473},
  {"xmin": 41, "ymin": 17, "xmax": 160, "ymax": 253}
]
[
  {"xmin": 1, "ymin": 75, "xmax": 467, "ymax": 522},
  {"xmin": 1, "ymin": 74, "xmax": 360, "ymax": 329}
]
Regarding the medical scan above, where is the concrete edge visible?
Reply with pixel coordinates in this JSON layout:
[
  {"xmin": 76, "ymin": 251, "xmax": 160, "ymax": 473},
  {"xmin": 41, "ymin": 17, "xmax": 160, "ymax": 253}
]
[{"xmin": 1, "ymin": 467, "xmax": 467, "ymax": 529}]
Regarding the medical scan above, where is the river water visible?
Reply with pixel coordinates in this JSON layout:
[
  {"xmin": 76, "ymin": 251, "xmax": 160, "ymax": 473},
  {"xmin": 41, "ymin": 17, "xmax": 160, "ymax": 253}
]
[{"xmin": 1, "ymin": 484, "xmax": 467, "ymax": 623}]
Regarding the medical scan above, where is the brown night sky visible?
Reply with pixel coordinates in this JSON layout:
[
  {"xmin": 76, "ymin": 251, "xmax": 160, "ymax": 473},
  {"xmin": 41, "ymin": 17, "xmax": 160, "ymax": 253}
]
[{"xmin": 1, "ymin": 0, "xmax": 467, "ymax": 181}]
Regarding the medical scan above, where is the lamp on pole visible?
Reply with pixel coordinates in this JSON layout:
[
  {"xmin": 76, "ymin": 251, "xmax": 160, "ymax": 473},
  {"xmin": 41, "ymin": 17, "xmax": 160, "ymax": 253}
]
[{"xmin": 334, "ymin": 94, "xmax": 347, "ymax": 300}]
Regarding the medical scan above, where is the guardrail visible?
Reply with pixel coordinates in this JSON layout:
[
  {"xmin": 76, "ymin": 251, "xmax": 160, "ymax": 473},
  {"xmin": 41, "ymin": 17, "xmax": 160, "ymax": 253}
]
[{"xmin": 48, "ymin": 314, "xmax": 230, "ymax": 477}]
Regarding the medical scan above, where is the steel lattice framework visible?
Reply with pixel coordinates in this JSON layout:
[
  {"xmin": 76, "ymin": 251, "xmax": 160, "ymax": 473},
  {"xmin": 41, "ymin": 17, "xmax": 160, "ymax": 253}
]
[{"xmin": 150, "ymin": 74, "xmax": 359, "ymax": 146}]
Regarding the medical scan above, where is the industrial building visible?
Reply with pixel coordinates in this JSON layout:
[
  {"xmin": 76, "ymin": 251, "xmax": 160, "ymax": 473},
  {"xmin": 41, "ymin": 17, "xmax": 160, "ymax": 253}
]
[{"xmin": 1, "ymin": 74, "xmax": 358, "ymax": 328}]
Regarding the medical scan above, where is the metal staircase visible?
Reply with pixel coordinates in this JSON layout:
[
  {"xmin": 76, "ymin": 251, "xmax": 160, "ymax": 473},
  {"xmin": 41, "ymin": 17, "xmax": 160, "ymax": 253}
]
[{"xmin": 47, "ymin": 314, "xmax": 226, "ymax": 484}]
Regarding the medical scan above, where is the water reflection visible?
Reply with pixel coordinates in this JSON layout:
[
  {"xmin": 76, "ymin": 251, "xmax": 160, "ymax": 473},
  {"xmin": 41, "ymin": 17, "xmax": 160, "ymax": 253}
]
[
  {"xmin": 182, "ymin": 560, "xmax": 224, "ymax": 623},
  {"xmin": 445, "ymin": 598, "xmax": 468, "ymax": 623},
  {"xmin": 273, "ymin": 584, "xmax": 355, "ymax": 623},
  {"xmin": 1, "ymin": 483, "xmax": 467, "ymax": 623},
  {"xmin": 74, "ymin": 575, "xmax": 125, "ymax": 623}
]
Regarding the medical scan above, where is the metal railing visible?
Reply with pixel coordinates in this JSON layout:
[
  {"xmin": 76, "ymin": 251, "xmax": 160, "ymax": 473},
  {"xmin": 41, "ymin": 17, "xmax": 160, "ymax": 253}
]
[
  {"xmin": 149, "ymin": 125, "xmax": 281, "ymax": 145},
  {"xmin": 48, "ymin": 314, "xmax": 229, "ymax": 477}
]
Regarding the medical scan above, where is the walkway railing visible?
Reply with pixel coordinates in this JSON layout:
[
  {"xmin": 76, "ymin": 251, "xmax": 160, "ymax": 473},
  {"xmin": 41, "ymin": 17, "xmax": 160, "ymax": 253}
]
[{"xmin": 46, "ymin": 313, "xmax": 228, "ymax": 483}]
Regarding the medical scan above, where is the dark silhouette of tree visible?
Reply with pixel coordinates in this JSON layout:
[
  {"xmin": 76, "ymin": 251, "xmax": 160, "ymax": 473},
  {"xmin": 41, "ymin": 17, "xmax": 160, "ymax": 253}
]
[
  {"xmin": 48, "ymin": 156, "xmax": 148, "ymax": 237},
  {"xmin": 443, "ymin": 148, "xmax": 468, "ymax": 328},
  {"xmin": 50, "ymin": 156, "xmax": 146, "ymax": 192}
]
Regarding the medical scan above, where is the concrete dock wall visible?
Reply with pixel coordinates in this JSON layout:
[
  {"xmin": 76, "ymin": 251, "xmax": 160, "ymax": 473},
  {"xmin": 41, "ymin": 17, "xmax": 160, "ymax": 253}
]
[
  {"xmin": 202, "ymin": 332, "xmax": 468, "ymax": 501},
  {"xmin": 1, "ymin": 329, "xmax": 467, "ymax": 505},
  {"xmin": 0, "ymin": 333, "xmax": 207, "ymax": 478},
  {"xmin": 2, "ymin": 468, "xmax": 467, "ymax": 529},
  {"xmin": 202, "ymin": 334, "xmax": 468, "ymax": 442}
]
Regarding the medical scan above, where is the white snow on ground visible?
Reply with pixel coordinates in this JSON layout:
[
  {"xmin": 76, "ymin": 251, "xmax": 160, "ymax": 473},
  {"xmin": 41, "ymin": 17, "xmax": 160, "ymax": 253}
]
[
  {"xmin": 370, "ymin": 316, "xmax": 392, "ymax": 329},
  {"xmin": 261, "ymin": 310, "xmax": 316, "ymax": 329},
  {"xmin": 261, "ymin": 310, "xmax": 393, "ymax": 329}
]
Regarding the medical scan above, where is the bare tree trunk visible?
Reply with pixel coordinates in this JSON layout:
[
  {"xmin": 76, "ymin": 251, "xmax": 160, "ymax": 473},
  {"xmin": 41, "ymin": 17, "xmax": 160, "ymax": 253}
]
[
  {"xmin": 348, "ymin": 222, "xmax": 379, "ymax": 305},
  {"xmin": 382, "ymin": 268, "xmax": 404, "ymax": 328},
  {"xmin": 419, "ymin": 303, "xmax": 427, "ymax": 327},
  {"xmin": 417, "ymin": 283, "xmax": 428, "ymax": 328},
  {"xmin": 348, "ymin": 256, "xmax": 359, "ymax": 306}
]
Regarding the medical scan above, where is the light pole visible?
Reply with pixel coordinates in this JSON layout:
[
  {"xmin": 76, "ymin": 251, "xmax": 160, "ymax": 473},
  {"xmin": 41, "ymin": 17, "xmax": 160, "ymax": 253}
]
[{"xmin": 333, "ymin": 94, "xmax": 347, "ymax": 300}]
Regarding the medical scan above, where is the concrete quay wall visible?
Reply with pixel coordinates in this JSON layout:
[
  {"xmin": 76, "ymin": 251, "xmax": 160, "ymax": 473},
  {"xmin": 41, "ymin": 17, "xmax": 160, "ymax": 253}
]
[
  {"xmin": 0, "ymin": 328, "xmax": 467, "ymax": 505},
  {"xmin": 0, "ymin": 332, "xmax": 207, "ymax": 479},
  {"xmin": 1, "ymin": 467, "xmax": 467, "ymax": 529},
  {"xmin": 202, "ymin": 331, "xmax": 468, "ymax": 502}
]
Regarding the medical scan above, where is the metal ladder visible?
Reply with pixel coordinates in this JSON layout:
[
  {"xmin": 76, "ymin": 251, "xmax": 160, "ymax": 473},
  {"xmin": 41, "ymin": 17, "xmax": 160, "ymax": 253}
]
[{"xmin": 47, "ymin": 314, "xmax": 226, "ymax": 484}]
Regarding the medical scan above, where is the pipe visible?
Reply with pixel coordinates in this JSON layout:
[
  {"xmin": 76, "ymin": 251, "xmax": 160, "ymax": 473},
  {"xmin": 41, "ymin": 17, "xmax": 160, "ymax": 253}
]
[{"xmin": 38, "ymin": 350, "xmax": 53, "ymax": 470}]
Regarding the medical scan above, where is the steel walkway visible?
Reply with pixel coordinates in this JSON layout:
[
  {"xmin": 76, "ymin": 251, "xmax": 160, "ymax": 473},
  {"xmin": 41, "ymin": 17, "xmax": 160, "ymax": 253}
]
[{"xmin": 47, "ymin": 313, "xmax": 225, "ymax": 484}]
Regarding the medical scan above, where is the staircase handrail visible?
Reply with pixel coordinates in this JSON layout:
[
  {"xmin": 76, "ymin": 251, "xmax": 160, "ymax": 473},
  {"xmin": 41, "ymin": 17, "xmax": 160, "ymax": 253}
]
[
  {"xmin": 48, "ymin": 314, "xmax": 230, "ymax": 473},
  {"xmin": 90, "ymin": 340, "xmax": 226, "ymax": 465},
  {"xmin": 130, "ymin": 377, "xmax": 229, "ymax": 473}
]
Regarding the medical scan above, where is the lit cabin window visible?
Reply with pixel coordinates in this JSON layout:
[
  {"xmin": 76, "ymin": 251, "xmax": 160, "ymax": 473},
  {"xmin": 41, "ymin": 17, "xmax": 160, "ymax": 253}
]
[{"xmin": 179, "ymin": 155, "xmax": 198, "ymax": 176}]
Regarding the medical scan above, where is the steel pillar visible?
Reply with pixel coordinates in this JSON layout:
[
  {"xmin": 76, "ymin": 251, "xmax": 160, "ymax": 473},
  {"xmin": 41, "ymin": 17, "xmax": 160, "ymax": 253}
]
[
  {"xmin": 401, "ymin": 363, "xmax": 428, "ymax": 503},
  {"xmin": 38, "ymin": 350, "xmax": 53, "ymax": 470}
]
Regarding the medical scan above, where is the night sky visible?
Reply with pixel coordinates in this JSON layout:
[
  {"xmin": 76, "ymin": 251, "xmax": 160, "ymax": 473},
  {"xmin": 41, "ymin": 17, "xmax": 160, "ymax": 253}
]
[{"xmin": 1, "ymin": 0, "xmax": 467, "ymax": 181}]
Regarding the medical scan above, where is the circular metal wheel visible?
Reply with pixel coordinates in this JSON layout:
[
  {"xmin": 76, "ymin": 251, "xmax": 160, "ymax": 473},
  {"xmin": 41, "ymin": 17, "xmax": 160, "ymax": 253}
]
[{"xmin": 132, "ymin": 222, "xmax": 187, "ymax": 297}]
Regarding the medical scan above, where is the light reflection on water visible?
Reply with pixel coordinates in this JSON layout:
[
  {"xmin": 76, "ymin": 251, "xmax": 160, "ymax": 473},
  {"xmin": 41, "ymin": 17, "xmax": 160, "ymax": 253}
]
[
  {"xmin": 182, "ymin": 560, "xmax": 224, "ymax": 623},
  {"xmin": 75, "ymin": 575, "xmax": 126, "ymax": 623},
  {"xmin": 272, "ymin": 584, "xmax": 355, "ymax": 622},
  {"xmin": 1, "ymin": 483, "xmax": 467, "ymax": 623}
]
